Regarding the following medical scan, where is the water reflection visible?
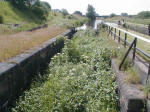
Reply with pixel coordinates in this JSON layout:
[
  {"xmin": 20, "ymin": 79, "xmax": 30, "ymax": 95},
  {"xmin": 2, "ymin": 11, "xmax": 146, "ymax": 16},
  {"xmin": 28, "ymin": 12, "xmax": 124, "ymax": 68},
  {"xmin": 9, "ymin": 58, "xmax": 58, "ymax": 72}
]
[{"xmin": 77, "ymin": 20, "xmax": 102, "ymax": 30}]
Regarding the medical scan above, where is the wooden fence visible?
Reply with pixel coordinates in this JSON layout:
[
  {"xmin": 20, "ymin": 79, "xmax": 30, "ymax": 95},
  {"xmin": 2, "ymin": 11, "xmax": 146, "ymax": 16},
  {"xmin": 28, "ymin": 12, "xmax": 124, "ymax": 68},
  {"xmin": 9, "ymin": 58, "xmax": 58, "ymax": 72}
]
[{"xmin": 104, "ymin": 22, "xmax": 150, "ymax": 81}]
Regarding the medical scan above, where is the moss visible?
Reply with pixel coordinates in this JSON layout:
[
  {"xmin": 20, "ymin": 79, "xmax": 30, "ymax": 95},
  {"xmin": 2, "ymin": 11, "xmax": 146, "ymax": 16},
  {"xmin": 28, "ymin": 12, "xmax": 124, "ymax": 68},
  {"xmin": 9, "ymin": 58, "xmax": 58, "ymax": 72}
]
[{"xmin": 125, "ymin": 67, "xmax": 140, "ymax": 84}]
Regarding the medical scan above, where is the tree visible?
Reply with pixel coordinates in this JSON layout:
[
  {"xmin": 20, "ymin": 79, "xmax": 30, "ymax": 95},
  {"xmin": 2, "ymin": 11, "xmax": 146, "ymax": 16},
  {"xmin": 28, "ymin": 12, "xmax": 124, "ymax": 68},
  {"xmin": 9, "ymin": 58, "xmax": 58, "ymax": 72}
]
[
  {"xmin": 137, "ymin": 11, "xmax": 150, "ymax": 18},
  {"xmin": 34, "ymin": 1, "xmax": 51, "ymax": 10},
  {"xmin": 32, "ymin": 6, "xmax": 48, "ymax": 21},
  {"xmin": 32, "ymin": 1, "xmax": 51, "ymax": 21},
  {"xmin": 74, "ymin": 11, "xmax": 82, "ymax": 16},
  {"xmin": 11, "ymin": 0, "xmax": 39, "ymax": 8},
  {"xmin": 61, "ymin": 9, "xmax": 69, "ymax": 16},
  {"xmin": 10, "ymin": 0, "xmax": 50, "ymax": 22},
  {"xmin": 86, "ymin": 4, "xmax": 96, "ymax": 21},
  {"xmin": 11, "ymin": 0, "xmax": 26, "ymax": 8},
  {"xmin": 121, "ymin": 13, "xmax": 128, "ymax": 17},
  {"xmin": 42, "ymin": 2, "xmax": 51, "ymax": 10},
  {"xmin": 110, "ymin": 13, "xmax": 116, "ymax": 18}
]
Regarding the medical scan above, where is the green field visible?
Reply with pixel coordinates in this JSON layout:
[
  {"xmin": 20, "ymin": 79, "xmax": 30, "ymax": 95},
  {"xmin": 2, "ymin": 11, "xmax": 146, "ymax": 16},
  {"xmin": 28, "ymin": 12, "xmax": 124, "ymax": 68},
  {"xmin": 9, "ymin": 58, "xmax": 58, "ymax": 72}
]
[{"xmin": 104, "ymin": 16, "xmax": 150, "ymax": 26}]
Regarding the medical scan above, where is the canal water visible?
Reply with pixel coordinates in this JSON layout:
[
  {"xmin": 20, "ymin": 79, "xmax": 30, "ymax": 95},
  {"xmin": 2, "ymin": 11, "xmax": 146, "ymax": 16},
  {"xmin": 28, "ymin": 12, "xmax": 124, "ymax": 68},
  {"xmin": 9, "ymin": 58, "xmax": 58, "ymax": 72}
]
[
  {"xmin": 77, "ymin": 20, "xmax": 102, "ymax": 30},
  {"xmin": 77, "ymin": 20, "xmax": 118, "ymax": 30}
]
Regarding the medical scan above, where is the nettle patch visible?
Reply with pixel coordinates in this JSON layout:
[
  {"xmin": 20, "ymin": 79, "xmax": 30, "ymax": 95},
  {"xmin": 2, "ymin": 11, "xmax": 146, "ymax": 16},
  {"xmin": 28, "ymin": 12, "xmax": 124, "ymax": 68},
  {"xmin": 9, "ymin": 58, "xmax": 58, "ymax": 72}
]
[{"xmin": 10, "ymin": 30, "xmax": 118, "ymax": 112}]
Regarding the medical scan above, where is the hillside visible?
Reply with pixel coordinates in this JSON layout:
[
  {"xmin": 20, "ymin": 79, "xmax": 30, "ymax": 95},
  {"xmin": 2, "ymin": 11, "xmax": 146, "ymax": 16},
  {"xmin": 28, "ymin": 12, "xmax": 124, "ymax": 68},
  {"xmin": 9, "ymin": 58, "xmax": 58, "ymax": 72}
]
[
  {"xmin": 0, "ymin": 1, "xmax": 87, "ymax": 62},
  {"xmin": 0, "ymin": 1, "xmax": 41, "ymax": 24},
  {"xmin": 0, "ymin": 1, "xmax": 47, "ymax": 34},
  {"xmin": 0, "ymin": 1, "xmax": 86, "ymax": 34}
]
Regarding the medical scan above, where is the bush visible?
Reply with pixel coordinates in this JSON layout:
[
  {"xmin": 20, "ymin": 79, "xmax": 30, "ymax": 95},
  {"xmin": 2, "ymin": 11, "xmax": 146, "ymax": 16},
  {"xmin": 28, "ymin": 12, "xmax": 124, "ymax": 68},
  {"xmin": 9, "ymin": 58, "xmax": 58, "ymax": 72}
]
[
  {"xmin": 110, "ymin": 13, "xmax": 116, "ymax": 18},
  {"xmin": 74, "ymin": 11, "xmax": 82, "ymax": 16},
  {"xmin": 0, "ymin": 15, "xmax": 3, "ymax": 24},
  {"xmin": 137, "ymin": 11, "xmax": 150, "ymax": 19},
  {"xmin": 61, "ymin": 9, "xmax": 69, "ymax": 17},
  {"xmin": 67, "ymin": 15, "xmax": 74, "ymax": 19},
  {"xmin": 71, "ymin": 20, "xmax": 84, "ymax": 27},
  {"xmin": 65, "ymin": 40, "xmax": 81, "ymax": 63},
  {"xmin": 32, "ymin": 6, "xmax": 48, "ymax": 21}
]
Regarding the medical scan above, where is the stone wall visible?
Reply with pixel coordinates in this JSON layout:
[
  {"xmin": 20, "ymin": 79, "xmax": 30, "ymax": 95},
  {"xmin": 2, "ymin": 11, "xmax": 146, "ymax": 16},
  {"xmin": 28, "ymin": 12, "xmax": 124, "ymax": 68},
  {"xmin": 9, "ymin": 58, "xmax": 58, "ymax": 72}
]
[
  {"xmin": 0, "ymin": 29, "xmax": 76, "ymax": 110},
  {"xmin": 111, "ymin": 59, "xmax": 146, "ymax": 112}
]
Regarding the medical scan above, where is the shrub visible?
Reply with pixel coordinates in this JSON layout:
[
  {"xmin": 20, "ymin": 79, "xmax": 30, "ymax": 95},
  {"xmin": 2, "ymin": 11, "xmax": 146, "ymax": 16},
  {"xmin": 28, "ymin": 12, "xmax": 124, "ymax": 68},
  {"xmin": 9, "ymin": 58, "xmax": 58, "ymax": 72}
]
[
  {"xmin": 110, "ymin": 13, "xmax": 116, "ymax": 18},
  {"xmin": 65, "ymin": 40, "xmax": 81, "ymax": 63},
  {"xmin": 32, "ymin": 6, "xmax": 48, "ymax": 21},
  {"xmin": 61, "ymin": 9, "xmax": 69, "ymax": 17},
  {"xmin": 67, "ymin": 15, "xmax": 74, "ymax": 19},
  {"xmin": 0, "ymin": 15, "xmax": 3, "ymax": 24},
  {"xmin": 74, "ymin": 11, "xmax": 83, "ymax": 16},
  {"xmin": 137, "ymin": 11, "xmax": 150, "ymax": 19}
]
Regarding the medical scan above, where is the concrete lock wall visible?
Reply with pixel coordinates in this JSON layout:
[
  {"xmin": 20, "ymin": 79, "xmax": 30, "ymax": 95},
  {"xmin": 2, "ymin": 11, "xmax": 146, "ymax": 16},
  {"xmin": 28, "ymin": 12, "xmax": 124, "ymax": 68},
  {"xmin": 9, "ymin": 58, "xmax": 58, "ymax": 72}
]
[{"xmin": 0, "ymin": 29, "xmax": 76, "ymax": 110}]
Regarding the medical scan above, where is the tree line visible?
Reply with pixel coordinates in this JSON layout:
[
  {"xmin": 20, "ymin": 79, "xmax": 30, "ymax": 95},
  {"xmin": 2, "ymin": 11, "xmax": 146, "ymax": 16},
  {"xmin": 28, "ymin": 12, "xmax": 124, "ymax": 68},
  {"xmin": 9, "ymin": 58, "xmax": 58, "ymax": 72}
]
[{"xmin": 109, "ymin": 11, "xmax": 150, "ymax": 19}]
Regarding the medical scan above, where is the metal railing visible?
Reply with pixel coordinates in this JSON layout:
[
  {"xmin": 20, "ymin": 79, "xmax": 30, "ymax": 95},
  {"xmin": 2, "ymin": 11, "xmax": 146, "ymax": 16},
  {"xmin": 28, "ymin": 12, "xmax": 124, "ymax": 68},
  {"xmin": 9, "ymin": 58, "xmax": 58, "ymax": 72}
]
[{"xmin": 106, "ymin": 23, "xmax": 150, "ymax": 78}]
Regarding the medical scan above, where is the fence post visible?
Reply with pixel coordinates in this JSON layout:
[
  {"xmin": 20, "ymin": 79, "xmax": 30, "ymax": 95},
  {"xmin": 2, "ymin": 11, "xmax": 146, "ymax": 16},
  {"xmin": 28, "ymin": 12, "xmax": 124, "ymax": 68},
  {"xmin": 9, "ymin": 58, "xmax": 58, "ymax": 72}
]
[
  {"xmin": 119, "ymin": 38, "xmax": 136, "ymax": 70},
  {"xmin": 108, "ymin": 26, "xmax": 110, "ymax": 36},
  {"xmin": 110, "ymin": 27, "xmax": 112, "ymax": 36},
  {"xmin": 133, "ymin": 38, "xmax": 137, "ymax": 61},
  {"xmin": 118, "ymin": 30, "xmax": 121, "ymax": 43},
  {"xmin": 124, "ymin": 33, "xmax": 127, "ymax": 47},
  {"xmin": 109, "ymin": 26, "xmax": 111, "ymax": 35},
  {"xmin": 146, "ymin": 63, "xmax": 150, "ymax": 84},
  {"xmin": 111, "ymin": 27, "xmax": 113, "ymax": 36},
  {"xmin": 114, "ymin": 28, "xmax": 116, "ymax": 40},
  {"xmin": 148, "ymin": 63, "xmax": 150, "ymax": 76}
]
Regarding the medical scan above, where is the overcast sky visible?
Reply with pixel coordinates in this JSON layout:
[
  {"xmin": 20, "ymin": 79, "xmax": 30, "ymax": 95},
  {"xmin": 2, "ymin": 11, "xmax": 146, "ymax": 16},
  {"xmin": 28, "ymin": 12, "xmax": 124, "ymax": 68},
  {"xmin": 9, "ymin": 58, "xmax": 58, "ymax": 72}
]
[{"xmin": 41, "ymin": 0, "xmax": 150, "ymax": 15}]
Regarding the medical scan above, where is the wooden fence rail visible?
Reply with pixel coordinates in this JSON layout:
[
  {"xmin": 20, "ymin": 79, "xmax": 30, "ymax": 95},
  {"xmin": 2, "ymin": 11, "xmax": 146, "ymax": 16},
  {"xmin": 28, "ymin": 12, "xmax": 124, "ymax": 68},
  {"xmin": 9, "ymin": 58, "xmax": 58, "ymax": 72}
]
[{"xmin": 105, "ymin": 23, "xmax": 150, "ymax": 81}]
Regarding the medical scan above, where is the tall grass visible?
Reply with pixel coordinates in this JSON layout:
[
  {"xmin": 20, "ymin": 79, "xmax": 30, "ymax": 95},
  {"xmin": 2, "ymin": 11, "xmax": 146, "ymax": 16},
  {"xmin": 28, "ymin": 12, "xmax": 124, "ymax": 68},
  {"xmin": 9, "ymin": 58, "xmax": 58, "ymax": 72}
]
[
  {"xmin": 9, "ymin": 30, "xmax": 119, "ymax": 112},
  {"xmin": 0, "ymin": 26, "xmax": 66, "ymax": 62}
]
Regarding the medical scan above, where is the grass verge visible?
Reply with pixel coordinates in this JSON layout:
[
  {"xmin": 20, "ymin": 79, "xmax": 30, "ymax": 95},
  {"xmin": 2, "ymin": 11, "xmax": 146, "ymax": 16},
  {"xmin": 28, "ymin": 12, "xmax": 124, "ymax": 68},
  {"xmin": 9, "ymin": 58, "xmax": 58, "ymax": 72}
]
[
  {"xmin": 0, "ymin": 10, "xmax": 87, "ymax": 62},
  {"xmin": 0, "ymin": 26, "xmax": 66, "ymax": 62}
]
